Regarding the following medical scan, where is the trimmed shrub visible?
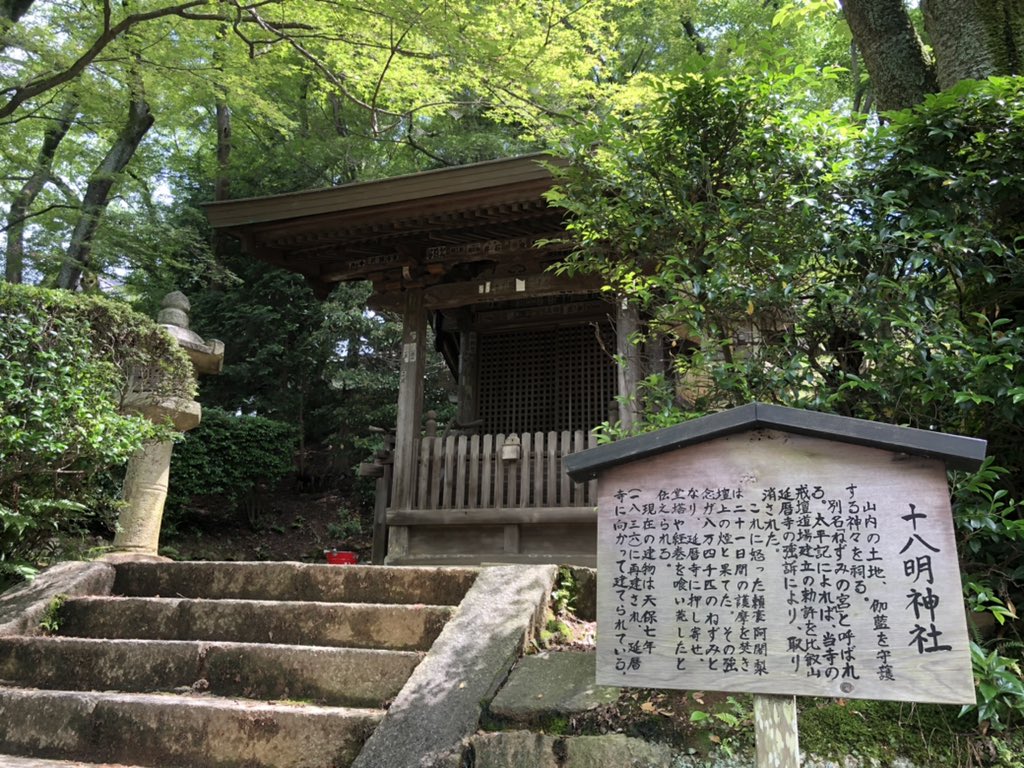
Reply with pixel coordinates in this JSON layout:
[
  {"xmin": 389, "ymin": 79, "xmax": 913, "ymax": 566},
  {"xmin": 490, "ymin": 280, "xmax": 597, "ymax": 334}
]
[
  {"xmin": 166, "ymin": 407, "xmax": 298, "ymax": 529},
  {"xmin": 0, "ymin": 284, "xmax": 194, "ymax": 587}
]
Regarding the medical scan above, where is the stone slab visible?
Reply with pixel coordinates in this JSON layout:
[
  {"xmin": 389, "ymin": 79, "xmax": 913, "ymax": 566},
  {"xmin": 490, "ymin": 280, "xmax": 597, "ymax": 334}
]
[
  {"xmin": 352, "ymin": 565, "xmax": 558, "ymax": 768},
  {"xmin": 0, "ymin": 636, "xmax": 421, "ymax": 707},
  {"xmin": 0, "ymin": 756, "xmax": 142, "ymax": 767},
  {"xmin": 0, "ymin": 687, "xmax": 381, "ymax": 768},
  {"xmin": 489, "ymin": 650, "xmax": 619, "ymax": 721},
  {"xmin": 58, "ymin": 596, "xmax": 452, "ymax": 651},
  {"xmin": 436, "ymin": 732, "xmax": 676, "ymax": 768},
  {"xmin": 562, "ymin": 734, "xmax": 676, "ymax": 768},
  {"xmin": 0, "ymin": 562, "xmax": 114, "ymax": 638},
  {"xmin": 566, "ymin": 566, "xmax": 596, "ymax": 622},
  {"xmin": 112, "ymin": 561, "xmax": 478, "ymax": 606}
]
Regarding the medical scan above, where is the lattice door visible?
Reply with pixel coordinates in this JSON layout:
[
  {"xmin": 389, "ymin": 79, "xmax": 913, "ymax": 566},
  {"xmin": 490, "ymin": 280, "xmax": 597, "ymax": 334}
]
[{"xmin": 477, "ymin": 323, "xmax": 615, "ymax": 434}]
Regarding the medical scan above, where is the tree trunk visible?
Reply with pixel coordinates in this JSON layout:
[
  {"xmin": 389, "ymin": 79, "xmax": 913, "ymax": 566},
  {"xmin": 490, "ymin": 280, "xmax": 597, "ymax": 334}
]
[
  {"xmin": 922, "ymin": 0, "xmax": 1024, "ymax": 89},
  {"xmin": 213, "ymin": 23, "xmax": 231, "ymax": 203},
  {"xmin": 839, "ymin": 0, "xmax": 939, "ymax": 110},
  {"xmin": 4, "ymin": 98, "xmax": 76, "ymax": 284},
  {"xmin": 215, "ymin": 98, "xmax": 231, "ymax": 202},
  {"xmin": 56, "ymin": 89, "xmax": 153, "ymax": 290},
  {"xmin": 0, "ymin": 0, "xmax": 33, "ymax": 24}
]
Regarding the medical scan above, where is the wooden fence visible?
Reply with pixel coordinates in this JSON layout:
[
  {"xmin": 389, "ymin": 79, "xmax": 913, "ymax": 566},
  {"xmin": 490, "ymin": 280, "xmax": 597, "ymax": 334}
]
[{"xmin": 405, "ymin": 430, "xmax": 598, "ymax": 512}]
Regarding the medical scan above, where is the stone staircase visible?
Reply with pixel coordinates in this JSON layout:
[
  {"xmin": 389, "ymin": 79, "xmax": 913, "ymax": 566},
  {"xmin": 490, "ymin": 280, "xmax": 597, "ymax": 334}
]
[{"xmin": 0, "ymin": 561, "xmax": 477, "ymax": 768}]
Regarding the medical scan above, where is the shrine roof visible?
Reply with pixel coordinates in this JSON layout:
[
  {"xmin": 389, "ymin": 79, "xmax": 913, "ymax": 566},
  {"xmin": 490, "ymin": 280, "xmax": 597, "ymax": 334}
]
[
  {"xmin": 563, "ymin": 402, "xmax": 988, "ymax": 481},
  {"xmin": 203, "ymin": 155, "xmax": 568, "ymax": 299},
  {"xmin": 204, "ymin": 154, "xmax": 556, "ymax": 228}
]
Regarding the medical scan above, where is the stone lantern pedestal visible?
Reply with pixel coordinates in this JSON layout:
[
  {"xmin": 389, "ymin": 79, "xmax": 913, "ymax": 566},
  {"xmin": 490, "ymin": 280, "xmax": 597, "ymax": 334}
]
[{"xmin": 110, "ymin": 292, "xmax": 223, "ymax": 556}]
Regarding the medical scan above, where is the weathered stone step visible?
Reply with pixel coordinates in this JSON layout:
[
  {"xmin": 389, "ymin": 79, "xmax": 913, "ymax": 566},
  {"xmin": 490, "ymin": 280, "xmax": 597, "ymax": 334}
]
[
  {"xmin": 0, "ymin": 636, "xmax": 420, "ymax": 707},
  {"xmin": 0, "ymin": 686, "xmax": 382, "ymax": 768},
  {"xmin": 57, "ymin": 597, "xmax": 452, "ymax": 651},
  {"xmin": 0, "ymin": 756, "xmax": 141, "ymax": 767},
  {"xmin": 112, "ymin": 562, "xmax": 477, "ymax": 606}
]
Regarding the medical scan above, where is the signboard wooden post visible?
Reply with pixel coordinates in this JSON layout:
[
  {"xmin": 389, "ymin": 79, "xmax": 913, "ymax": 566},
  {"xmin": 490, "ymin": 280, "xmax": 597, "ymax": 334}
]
[{"xmin": 564, "ymin": 403, "xmax": 987, "ymax": 768}]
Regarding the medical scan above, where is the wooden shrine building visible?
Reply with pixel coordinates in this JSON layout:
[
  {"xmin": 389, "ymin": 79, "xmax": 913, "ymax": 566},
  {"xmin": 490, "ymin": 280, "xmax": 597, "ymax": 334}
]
[{"xmin": 205, "ymin": 155, "xmax": 646, "ymax": 566}]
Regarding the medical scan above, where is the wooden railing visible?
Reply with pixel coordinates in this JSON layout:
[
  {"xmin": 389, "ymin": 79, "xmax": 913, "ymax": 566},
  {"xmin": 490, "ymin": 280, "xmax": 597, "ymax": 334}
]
[{"xmin": 404, "ymin": 430, "xmax": 598, "ymax": 513}]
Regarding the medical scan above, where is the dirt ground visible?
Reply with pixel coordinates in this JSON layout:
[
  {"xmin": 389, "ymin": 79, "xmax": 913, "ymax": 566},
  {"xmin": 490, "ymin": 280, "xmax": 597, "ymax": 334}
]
[{"xmin": 159, "ymin": 487, "xmax": 374, "ymax": 565}]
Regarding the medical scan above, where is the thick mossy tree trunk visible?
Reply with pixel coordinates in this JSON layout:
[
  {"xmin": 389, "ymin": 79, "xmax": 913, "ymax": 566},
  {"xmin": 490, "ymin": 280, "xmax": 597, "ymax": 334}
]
[
  {"xmin": 839, "ymin": 0, "xmax": 938, "ymax": 110},
  {"xmin": 842, "ymin": 0, "xmax": 1024, "ymax": 110},
  {"xmin": 922, "ymin": 0, "xmax": 1024, "ymax": 89},
  {"xmin": 0, "ymin": 0, "xmax": 33, "ymax": 24}
]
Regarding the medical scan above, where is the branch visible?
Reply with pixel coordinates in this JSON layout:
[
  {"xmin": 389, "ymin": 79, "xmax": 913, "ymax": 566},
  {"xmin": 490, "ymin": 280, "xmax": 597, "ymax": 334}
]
[
  {"xmin": 370, "ymin": 7, "xmax": 428, "ymax": 122},
  {"xmin": 46, "ymin": 173, "xmax": 79, "ymax": 203},
  {"xmin": 481, "ymin": 78, "xmax": 584, "ymax": 124},
  {"xmin": 1, "ymin": 202, "xmax": 78, "ymax": 232},
  {"xmin": 404, "ymin": 133, "xmax": 451, "ymax": 166},
  {"xmin": 0, "ymin": 0, "xmax": 213, "ymax": 120},
  {"xmin": 682, "ymin": 18, "xmax": 706, "ymax": 56},
  {"xmin": 242, "ymin": 5, "xmax": 404, "ymax": 131}
]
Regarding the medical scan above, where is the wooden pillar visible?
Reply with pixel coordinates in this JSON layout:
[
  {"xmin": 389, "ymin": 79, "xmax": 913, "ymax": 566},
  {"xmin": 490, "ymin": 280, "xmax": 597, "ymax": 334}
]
[
  {"xmin": 457, "ymin": 327, "xmax": 479, "ymax": 425},
  {"xmin": 370, "ymin": 452, "xmax": 392, "ymax": 565},
  {"xmin": 388, "ymin": 287, "xmax": 426, "ymax": 560},
  {"xmin": 615, "ymin": 295, "xmax": 641, "ymax": 432},
  {"xmin": 754, "ymin": 694, "xmax": 800, "ymax": 768},
  {"xmin": 647, "ymin": 331, "xmax": 666, "ymax": 379}
]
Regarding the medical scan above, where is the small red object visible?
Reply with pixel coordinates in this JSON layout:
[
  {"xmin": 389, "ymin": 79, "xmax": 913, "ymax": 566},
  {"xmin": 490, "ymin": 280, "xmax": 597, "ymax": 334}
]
[{"xmin": 324, "ymin": 550, "xmax": 358, "ymax": 565}]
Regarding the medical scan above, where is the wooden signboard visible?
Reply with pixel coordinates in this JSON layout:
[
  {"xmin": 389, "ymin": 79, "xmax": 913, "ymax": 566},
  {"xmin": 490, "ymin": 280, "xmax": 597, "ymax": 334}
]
[{"xmin": 595, "ymin": 429, "xmax": 976, "ymax": 705}]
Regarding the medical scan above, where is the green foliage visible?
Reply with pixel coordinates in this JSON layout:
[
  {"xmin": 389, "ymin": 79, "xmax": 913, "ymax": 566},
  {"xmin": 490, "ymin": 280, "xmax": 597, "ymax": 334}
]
[
  {"xmin": 185, "ymin": 259, "xmax": 340, "ymax": 443},
  {"xmin": 166, "ymin": 407, "xmax": 298, "ymax": 528},
  {"xmin": 550, "ymin": 70, "xmax": 851, "ymax": 425},
  {"xmin": 798, "ymin": 697, "xmax": 969, "ymax": 766},
  {"xmin": 954, "ymin": 460, "xmax": 1024, "ymax": 628},
  {"xmin": 686, "ymin": 695, "xmax": 752, "ymax": 756},
  {"xmin": 552, "ymin": 567, "xmax": 578, "ymax": 615},
  {"xmin": 0, "ymin": 284, "xmax": 192, "ymax": 577},
  {"xmin": 962, "ymin": 641, "xmax": 1024, "ymax": 732},
  {"xmin": 325, "ymin": 508, "xmax": 363, "ymax": 542},
  {"xmin": 991, "ymin": 733, "xmax": 1024, "ymax": 768},
  {"xmin": 551, "ymin": 74, "xmax": 1024, "ymax": 722},
  {"xmin": 553, "ymin": 72, "xmax": 1024, "ymax": 466},
  {"xmin": 38, "ymin": 593, "xmax": 68, "ymax": 634},
  {"xmin": 554, "ymin": 74, "xmax": 1024, "ymax": 437}
]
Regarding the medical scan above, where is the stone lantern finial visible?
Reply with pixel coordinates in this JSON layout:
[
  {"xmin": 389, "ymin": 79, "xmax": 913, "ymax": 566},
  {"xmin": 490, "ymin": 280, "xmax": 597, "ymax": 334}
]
[
  {"xmin": 157, "ymin": 291, "xmax": 191, "ymax": 329},
  {"xmin": 157, "ymin": 290, "xmax": 224, "ymax": 376}
]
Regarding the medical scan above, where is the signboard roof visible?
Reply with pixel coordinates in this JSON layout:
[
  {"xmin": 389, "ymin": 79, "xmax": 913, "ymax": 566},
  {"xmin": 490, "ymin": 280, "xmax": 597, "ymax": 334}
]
[{"xmin": 564, "ymin": 403, "xmax": 987, "ymax": 481}]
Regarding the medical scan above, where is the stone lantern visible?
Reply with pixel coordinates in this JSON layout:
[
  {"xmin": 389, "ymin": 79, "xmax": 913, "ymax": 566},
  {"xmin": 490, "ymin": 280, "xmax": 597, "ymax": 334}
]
[{"xmin": 110, "ymin": 292, "xmax": 224, "ymax": 556}]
